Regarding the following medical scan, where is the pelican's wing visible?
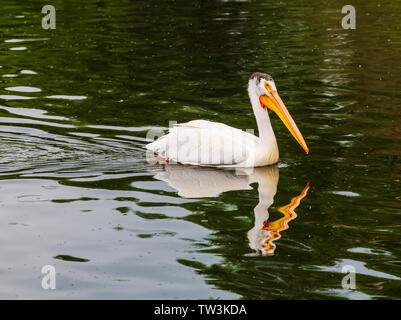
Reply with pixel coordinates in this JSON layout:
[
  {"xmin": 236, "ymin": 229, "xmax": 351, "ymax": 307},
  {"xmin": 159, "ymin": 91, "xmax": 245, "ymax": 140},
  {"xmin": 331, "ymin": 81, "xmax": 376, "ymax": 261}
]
[{"xmin": 146, "ymin": 120, "xmax": 258, "ymax": 166}]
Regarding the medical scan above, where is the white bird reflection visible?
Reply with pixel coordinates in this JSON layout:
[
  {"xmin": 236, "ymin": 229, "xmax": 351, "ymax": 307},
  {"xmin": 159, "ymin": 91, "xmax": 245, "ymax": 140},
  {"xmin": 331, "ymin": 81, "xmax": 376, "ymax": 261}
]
[{"xmin": 151, "ymin": 164, "xmax": 309, "ymax": 255}]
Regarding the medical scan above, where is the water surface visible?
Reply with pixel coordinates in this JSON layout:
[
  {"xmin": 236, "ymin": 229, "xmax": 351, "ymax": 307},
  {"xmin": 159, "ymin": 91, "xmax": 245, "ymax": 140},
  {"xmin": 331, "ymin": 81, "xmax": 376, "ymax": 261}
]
[{"xmin": 0, "ymin": 0, "xmax": 400, "ymax": 299}]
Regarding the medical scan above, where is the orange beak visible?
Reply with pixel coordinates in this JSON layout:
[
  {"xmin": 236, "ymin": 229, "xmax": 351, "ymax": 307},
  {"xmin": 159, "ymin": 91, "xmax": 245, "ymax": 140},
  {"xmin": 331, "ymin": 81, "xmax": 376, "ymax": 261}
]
[{"xmin": 260, "ymin": 92, "xmax": 309, "ymax": 154}]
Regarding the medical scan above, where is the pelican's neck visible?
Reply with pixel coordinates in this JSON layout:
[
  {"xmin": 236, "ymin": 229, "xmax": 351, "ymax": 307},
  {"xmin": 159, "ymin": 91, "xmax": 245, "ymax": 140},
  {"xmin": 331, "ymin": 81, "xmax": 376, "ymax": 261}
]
[{"xmin": 249, "ymin": 91, "xmax": 276, "ymax": 146}]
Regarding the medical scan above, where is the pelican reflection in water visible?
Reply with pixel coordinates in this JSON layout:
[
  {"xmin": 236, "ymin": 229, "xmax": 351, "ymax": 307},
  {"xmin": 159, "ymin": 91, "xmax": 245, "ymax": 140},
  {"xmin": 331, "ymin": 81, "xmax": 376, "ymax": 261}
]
[{"xmin": 151, "ymin": 165, "xmax": 309, "ymax": 255}]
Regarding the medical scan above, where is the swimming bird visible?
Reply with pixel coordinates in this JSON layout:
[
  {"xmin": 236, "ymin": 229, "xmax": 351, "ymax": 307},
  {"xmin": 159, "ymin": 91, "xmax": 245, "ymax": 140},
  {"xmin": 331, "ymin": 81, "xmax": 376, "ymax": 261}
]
[{"xmin": 146, "ymin": 72, "xmax": 309, "ymax": 167}]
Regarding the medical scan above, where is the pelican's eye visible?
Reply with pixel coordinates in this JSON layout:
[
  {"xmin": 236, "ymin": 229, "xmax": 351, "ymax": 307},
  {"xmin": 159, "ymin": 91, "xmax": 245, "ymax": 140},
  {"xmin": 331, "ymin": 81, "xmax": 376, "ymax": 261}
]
[{"xmin": 264, "ymin": 81, "xmax": 272, "ymax": 94}]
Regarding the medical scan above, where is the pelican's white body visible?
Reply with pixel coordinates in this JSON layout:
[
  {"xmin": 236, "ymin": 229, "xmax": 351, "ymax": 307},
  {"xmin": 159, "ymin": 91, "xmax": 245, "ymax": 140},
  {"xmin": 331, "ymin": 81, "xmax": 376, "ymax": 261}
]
[{"xmin": 146, "ymin": 77, "xmax": 280, "ymax": 167}]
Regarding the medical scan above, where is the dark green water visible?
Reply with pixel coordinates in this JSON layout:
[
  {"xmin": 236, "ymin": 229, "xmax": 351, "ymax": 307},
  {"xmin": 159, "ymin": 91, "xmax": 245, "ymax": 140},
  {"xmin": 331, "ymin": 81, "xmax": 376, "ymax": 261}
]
[{"xmin": 1, "ymin": 0, "xmax": 400, "ymax": 299}]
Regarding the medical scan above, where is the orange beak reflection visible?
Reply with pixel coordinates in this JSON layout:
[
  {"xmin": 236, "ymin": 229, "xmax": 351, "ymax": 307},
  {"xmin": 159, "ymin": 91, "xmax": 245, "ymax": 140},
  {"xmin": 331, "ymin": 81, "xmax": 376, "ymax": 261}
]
[
  {"xmin": 262, "ymin": 183, "xmax": 310, "ymax": 255},
  {"xmin": 260, "ymin": 92, "xmax": 309, "ymax": 154}
]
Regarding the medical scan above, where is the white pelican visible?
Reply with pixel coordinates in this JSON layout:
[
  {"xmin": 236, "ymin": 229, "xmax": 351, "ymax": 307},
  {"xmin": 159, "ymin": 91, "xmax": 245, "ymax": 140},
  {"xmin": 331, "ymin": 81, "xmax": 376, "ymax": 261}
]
[
  {"xmin": 146, "ymin": 72, "xmax": 309, "ymax": 167},
  {"xmin": 150, "ymin": 164, "xmax": 309, "ymax": 255}
]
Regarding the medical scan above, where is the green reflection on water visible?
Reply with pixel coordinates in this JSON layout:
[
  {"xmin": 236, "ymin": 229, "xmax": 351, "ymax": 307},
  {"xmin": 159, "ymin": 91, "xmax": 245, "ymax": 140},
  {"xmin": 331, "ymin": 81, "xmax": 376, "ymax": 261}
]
[{"xmin": 0, "ymin": 0, "xmax": 400, "ymax": 299}]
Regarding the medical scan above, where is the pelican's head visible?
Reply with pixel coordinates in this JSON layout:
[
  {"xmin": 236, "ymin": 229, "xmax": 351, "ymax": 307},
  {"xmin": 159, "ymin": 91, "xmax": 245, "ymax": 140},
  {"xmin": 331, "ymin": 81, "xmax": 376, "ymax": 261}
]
[{"xmin": 248, "ymin": 72, "xmax": 309, "ymax": 154}]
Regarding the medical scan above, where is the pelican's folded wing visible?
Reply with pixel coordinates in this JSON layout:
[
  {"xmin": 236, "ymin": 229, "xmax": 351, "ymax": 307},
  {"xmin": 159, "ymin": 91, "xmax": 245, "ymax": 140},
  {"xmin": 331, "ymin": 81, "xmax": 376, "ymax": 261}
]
[{"xmin": 146, "ymin": 120, "xmax": 258, "ymax": 166}]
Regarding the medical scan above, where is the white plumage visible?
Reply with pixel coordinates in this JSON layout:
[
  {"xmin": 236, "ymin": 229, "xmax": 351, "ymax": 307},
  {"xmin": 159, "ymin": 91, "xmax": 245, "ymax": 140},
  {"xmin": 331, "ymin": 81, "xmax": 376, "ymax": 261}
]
[{"xmin": 146, "ymin": 119, "xmax": 268, "ymax": 167}]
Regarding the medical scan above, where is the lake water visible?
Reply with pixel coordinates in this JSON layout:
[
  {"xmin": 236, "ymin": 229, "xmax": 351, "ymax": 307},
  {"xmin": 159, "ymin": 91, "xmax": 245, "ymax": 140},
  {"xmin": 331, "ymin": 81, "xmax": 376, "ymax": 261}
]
[{"xmin": 0, "ymin": 0, "xmax": 400, "ymax": 299}]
